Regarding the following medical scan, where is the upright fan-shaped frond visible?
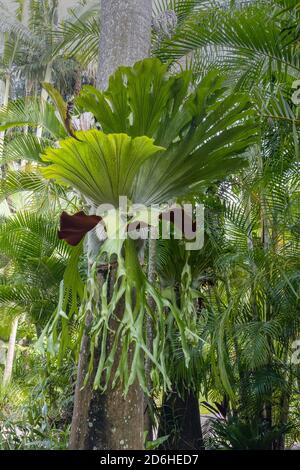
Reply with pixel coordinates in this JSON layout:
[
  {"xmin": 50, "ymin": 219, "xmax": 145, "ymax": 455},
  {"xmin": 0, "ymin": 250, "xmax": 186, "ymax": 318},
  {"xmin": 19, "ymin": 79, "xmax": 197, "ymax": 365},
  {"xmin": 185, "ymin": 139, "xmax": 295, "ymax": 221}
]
[{"xmin": 76, "ymin": 59, "xmax": 258, "ymax": 205}]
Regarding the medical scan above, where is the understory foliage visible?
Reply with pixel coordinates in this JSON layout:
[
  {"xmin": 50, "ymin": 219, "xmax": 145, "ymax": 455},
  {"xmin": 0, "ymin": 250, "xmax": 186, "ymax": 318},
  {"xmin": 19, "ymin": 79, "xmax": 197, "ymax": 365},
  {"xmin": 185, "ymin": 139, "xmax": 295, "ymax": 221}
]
[{"xmin": 0, "ymin": 0, "xmax": 299, "ymax": 450}]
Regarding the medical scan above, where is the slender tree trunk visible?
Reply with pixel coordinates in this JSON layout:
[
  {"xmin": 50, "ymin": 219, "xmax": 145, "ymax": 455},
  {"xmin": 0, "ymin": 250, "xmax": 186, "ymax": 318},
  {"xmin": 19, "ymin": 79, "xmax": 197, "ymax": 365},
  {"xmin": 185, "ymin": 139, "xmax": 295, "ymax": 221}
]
[
  {"xmin": 1, "ymin": 74, "xmax": 10, "ymax": 109},
  {"xmin": 0, "ymin": 74, "xmax": 16, "ymax": 213},
  {"xmin": 258, "ymin": 152, "xmax": 274, "ymax": 448},
  {"xmin": 0, "ymin": 74, "xmax": 11, "ymax": 159},
  {"xmin": 3, "ymin": 317, "xmax": 18, "ymax": 386},
  {"xmin": 69, "ymin": 0, "xmax": 152, "ymax": 450},
  {"xmin": 36, "ymin": 62, "xmax": 52, "ymax": 139}
]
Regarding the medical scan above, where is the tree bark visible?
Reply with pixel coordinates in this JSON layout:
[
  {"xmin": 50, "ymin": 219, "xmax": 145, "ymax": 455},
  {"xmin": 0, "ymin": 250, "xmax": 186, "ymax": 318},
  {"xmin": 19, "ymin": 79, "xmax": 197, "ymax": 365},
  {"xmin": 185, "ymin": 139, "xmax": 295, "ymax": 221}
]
[
  {"xmin": 68, "ymin": 309, "xmax": 95, "ymax": 449},
  {"xmin": 158, "ymin": 390, "xmax": 204, "ymax": 450},
  {"xmin": 3, "ymin": 317, "xmax": 18, "ymax": 386},
  {"xmin": 79, "ymin": 291, "xmax": 144, "ymax": 450},
  {"xmin": 69, "ymin": 0, "xmax": 152, "ymax": 450},
  {"xmin": 97, "ymin": 0, "xmax": 152, "ymax": 90}
]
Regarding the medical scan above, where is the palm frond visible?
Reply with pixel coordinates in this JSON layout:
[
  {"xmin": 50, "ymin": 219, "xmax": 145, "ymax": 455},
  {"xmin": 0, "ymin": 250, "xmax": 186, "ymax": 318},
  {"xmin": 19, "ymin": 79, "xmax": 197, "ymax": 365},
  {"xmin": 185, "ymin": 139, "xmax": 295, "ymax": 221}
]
[{"xmin": 156, "ymin": 3, "xmax": 300, "ymax": 84}]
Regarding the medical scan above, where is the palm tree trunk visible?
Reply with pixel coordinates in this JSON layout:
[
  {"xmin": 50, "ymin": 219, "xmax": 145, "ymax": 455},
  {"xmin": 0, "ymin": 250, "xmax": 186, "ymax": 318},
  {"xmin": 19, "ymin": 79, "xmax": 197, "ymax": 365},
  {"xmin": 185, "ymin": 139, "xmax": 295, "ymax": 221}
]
[
  {"xmin": 3, "ymin": 317, "xmax": 18, "ymax": 386},
  {"xmin": 69, "ymin": 0, "xmax": 152, "ymax": 450},
  {"xmin": 0, "ymin": 73, "xmax": 11, "ymax": 159},
  {"xmin": 77, "ymin": 288, "xmax": 144, "ymax": 450},
  {"xmin": 0, "ymin": 73, "xmax": 16, "ymax": 213},
  {"xmin": 97, "ymin": 0, "xmax": 152, "ymax": 90},
  {"xmin": 259, "ymin": 153, "xmax": 274, "ymax": 447},
  {"xmin": 36, "ymin": 62, "xmax": 52, "ymax": 139}
]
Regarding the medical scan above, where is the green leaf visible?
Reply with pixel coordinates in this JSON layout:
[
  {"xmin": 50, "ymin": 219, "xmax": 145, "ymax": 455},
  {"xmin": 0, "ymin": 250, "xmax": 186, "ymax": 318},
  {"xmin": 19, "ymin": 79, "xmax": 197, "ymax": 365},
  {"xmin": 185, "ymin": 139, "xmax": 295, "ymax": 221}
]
[
  {"xmin": 0, "ymin": 97, "xmax": 67, "ymax": 138},
  {"xmin": 3, "ymin": 134, "xmax": 50, "ymax": 163},
  {"xmin": 41, "ymin": 82, "xmax": 67, "ymax": 125},
  {"xmin": 0, "ymin": 171, "xmax": 49, "ymax": 202},
  {"xmin": 41, "ymin": 130, "xmax": 165, "ymax": 206},
  {"xmin": 77, "ymin": 59, "xmax": 258, "ymax": 205}
]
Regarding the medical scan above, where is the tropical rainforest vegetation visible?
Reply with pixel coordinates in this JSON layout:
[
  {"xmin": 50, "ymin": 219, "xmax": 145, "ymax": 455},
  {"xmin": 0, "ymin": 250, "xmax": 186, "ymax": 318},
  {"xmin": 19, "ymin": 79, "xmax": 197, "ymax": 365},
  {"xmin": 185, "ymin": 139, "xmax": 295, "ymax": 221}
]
[{"xmin": 0, "ymin": 0, "xmax": 300, "ymax": 451}]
